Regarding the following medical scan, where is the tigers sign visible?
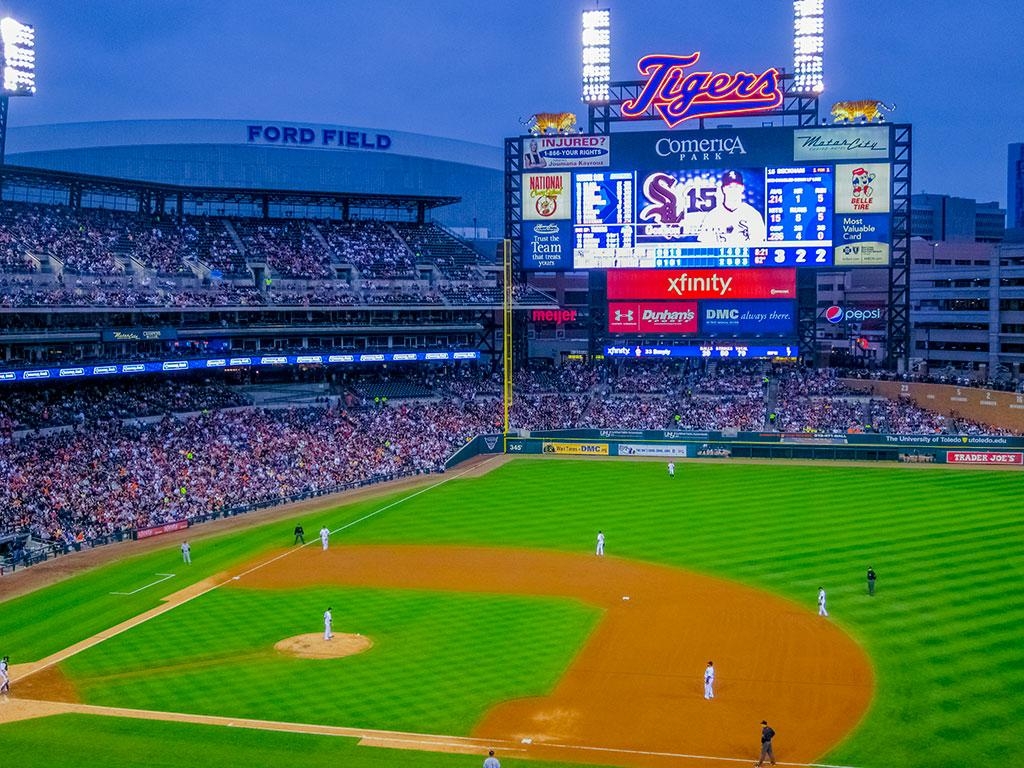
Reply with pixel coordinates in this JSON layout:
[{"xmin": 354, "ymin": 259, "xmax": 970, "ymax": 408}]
[{"xmin": 621, "ymin": 53, "xmax": 782, "ymax": 128}]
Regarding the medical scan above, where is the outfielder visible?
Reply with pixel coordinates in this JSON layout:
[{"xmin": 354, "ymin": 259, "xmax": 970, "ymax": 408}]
[
  {"xmin": 596, "ymin": 530, "xmax": 605, "ymax": 556},
  {"xmin": 704, "ymin": 660, "xmax": 715, "ymax": 699},
  {"xmin": 180, "ymin": 540, "xmax": 191, "ymax": 564},
  {"xmin": 668, "ymin": 461, "xmax": 675, "ymax": 477},
  {"xmin": 818, "ymin": 587, "xmax": 828, "ymax": 617}
]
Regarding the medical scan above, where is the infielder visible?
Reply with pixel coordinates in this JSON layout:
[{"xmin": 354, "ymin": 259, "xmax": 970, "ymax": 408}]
[
  {"xmin": 704, "ymin": 660, "xmax": 715, "ymax": 699},
  {"xmin": 0, "ymin": 655, "xmax": 10, "ymax": 694},
  {"xmin": 320, "ymin": 526, "xmax": 330, "ymax": 551},
  {"xmin": 818, "ymin": 587, "xmax": 828, "ymax": 617},
  {"xmin": 324, "ymin": 607, "xmax": 333, "ymax": 640},
  {"xmin": 697, "ymin": 169, "xmax": 766, "ymax": 245},
  {"xmin": 596, "ymin": 530, "xmax": 605, "ymax": 556}
]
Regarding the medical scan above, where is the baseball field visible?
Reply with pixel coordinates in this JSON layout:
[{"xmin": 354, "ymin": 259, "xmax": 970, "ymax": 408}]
[{"xmin": 1, "ymin": 456, "xmax": 1023, "ymax": 768}]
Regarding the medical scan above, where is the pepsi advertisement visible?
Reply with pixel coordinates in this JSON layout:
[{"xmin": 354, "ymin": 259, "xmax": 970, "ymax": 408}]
[{"xmin": 700, "ymin": 301, "xmax": 796, "ymax": 336}]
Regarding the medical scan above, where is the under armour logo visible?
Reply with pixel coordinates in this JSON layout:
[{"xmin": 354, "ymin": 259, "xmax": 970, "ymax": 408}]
[{"xmin": 614, "ymin": 309, "xmax": 634, "ymax": 322}]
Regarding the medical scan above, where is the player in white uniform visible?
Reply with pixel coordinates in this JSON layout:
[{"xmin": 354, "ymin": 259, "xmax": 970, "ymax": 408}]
[
  {"xmin": 0, "ymin": 655, "xmax": 10, "ymax": 694},
  {"xmin": 596, "ymin": 530, "xmax": 605, "ymax": 556},
  {"xmin": 180, "ymin": 540, "xmax": 191, "ymax": 564},
  {"xmin": 698, "ymin": 170, "xmax": 766, "ymax": 245},
  {"xmin": 324, "ymin": 607, "xmax": 333, "ymax": 640},
  {"xmin": 668, "ymin": 461, "xmax": 675, "ymax": 477},
  {"xmin": 320, "ymin": 526, "xmax": 330, "ymax": 551},
  {"xmin": 704, "ymin": 660, "xmax": 715, "ymax": 699},
  {"xmin": 818, "ymin": 587, "xmax": 829, "ymax": 617}
]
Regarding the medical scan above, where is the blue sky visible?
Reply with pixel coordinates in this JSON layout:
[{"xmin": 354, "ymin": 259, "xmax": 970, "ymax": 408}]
[{"xmin": 4, "ymin": 1, "xmax": 1022, "ymax": 206}]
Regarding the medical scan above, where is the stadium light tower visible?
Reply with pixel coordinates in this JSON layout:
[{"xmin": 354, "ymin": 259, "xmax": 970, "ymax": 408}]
[
  {"xmin": 581, "ymin": 8, "xmax": 610, "ymax": 104},
  {"xmin": 793, "ymin": 0, "xmax": 824, "ymax": 94},
  {"xmin": 0, "ymin": 15, "xmax": 36, "ymax": 164}
]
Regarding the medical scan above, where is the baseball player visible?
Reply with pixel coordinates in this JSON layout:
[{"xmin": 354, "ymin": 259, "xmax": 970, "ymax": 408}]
[
  {"xmin": 756, "ymin": 720, "xmax": 777, "ymax": 766},
  {"xmin": 483, "ymin": 749, "xmax": 500, "ymax": 768},
  {"xmin": 324, "ymin": 607, "xmax": 333, "ymax": 640},
  {"xmin": 319, "ymin": 526, "xmax": 330, "ymax": 551},
  {"xmin": 697, "ymin": 169, "xmax": 766, "ymax": 245},
  {"xmin": 180, "ymin": 540, "xmax": 191, "ymax": 564},
  {"xmin": 668, "ymin": 461, "xmax": 675, "ymax": 477},
  {"xmin": 0, "ymin": 655, "xmax": 10, "ymax": 694},
  {"xmin": 704, "ymin": 660, "xmax": 715, "ymax": 699},
  {"xmin": 596, "ymin": 530, "xmax": 605, "ymax": 556},
  {"xmin": 818, "ymin": 587, "xmax": 828, "ymax": 617}
]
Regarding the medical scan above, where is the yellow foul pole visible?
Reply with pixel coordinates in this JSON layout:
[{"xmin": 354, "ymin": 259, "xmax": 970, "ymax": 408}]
[{"xmin": 502, "ymin": 238, "xmax": 513, "ymax": 449}]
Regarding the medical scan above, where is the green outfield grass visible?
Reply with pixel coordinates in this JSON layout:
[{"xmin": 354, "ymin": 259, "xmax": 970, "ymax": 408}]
[{"xmin": 3, "ymin": 457, "xmax": 1024, "ymax": 768}]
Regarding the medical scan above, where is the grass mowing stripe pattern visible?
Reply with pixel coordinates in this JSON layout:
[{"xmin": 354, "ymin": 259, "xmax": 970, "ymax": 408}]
[{"xmin": 2, "ymin": 457, "xmax": 1024, "ymax": 768}]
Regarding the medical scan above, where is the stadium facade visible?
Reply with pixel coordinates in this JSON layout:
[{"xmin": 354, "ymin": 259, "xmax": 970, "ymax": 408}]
[{"xmin": 5, "ymin": 119, "xmax": 504, "ymax": 236}]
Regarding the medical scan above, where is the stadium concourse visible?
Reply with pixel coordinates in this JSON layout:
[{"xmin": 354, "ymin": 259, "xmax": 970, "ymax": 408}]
[{"xmin": 0, "ymin": 363, "xmax": 1016, "ymax": 571}]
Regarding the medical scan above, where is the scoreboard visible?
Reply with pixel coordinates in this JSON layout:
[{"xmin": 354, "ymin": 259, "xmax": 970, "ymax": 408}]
[{"xmin": 519, "ymin": 125, "xmax": 895, "ymax": 272}]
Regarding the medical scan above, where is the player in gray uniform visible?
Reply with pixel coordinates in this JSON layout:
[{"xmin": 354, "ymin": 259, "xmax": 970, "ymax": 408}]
[
  {"xmin": 180, "ymin": 540, "xmax": 191, "ymax": 564},
  {"xmin": 698, "ymin": 170, "xmax": 766, "ymax": 245},
  {"xmin": 483, "ymin": 749, "xmax": 500, "ymax": 768},
  {"xmin": 0, "ymin": 655, "xmax": 10, "ymax": 694},
  {"xmin": 320, "ymin": 526, "xmax": 330, "ymax": 550},
  {"xmin": 704, "ymin": 660, "xmax": 715, "ymax": 699},
  {"xmin": 596, "ymin": 530, "xmax": 605, "ymax": 556},
  {"xmin": 818, "ymin": 587, "xmax": 828, "ymax": 616},
  {"xmin": 323, "ymin": 607, "xmax": 333, "ymax": 640}
]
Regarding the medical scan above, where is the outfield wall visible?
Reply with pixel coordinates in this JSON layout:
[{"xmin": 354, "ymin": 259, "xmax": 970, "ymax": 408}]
[{"xmin": 493, "ymin": 429, "xmax": 1024, "ymax": 466}]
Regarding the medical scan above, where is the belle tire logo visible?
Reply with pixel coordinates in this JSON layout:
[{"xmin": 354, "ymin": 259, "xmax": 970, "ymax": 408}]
[{"xmin": 825, "ymin": 305, "xmax": 844, "ymax": 324}]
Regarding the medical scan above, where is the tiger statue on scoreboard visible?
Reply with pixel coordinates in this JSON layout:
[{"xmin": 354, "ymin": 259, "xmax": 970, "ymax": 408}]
[
  {"xmin": 830, "ymin": 100, "xmax": 896, "ymax": 123},
  {"xmin": 521, "ymin": 112, "xmax": 578, "ymax": 135}
]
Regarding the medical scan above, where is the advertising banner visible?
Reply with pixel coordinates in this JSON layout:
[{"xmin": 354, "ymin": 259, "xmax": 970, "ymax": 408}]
[
  {"xmin": 946, "ymin": 451, "xmax": 1023, "ymax": 465},
  {"xmin": 617, "ymin": 443, "xmax": 689, "ymax": 458},
  {"xmin": 834, "ymin": 213, "xmax": 891, "ymax": 266},
  {"xmin": 102, "ymin": 327, "xmax": 178, "ymax": 342},
  {"xmin": 700, "ymin": 300, "xmax": 796, "ymax": 335},
  {"xmin": 541, "ymin": 442, "xmax": 609, "ymax": 456},
  {"xmin": 604, "ymin": 343, "xmax": 796, "ymax": 359},
  {"xmin": 607, "ymin": 268, "xmax": 796, "ymax": 301},
  {"xmin": 792, "ymin": 126, "xmax": 891, "ymax": 162},
  {"xmin": 835, "ymin": 163, "xmax": 890, "ymax": 214},
  {"xmin": 136, "ymin": 519, "xmax": 188, "ymax": 540},
  {"xmin": 523, "ymin": 135, "xmax": 610, "ymax": 169},
  {"xmin": 608, "ymin": 302, "xmax": 698, "ymax": 333},
  {"xmin": 522, "ymin": 173, "xmax": 571, "ymax": 220},
  {"xmin": 522, "ymin": 221, "xmax": 573, "ymax": 270}
]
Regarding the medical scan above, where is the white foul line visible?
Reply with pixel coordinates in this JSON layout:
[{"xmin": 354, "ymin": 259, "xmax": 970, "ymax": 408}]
[
  {"xmin": 24, "ymin": 456, "xmax": 505, "ymax": 679},
  {"xmin": 110, "ymin": 573, "xmax": 176, "ymax": 596}
]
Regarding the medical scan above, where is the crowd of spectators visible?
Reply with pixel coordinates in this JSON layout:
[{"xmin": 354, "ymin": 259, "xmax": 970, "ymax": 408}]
[
  {"xmin": 2, "ymin": 363, "xmax": 1020, "ymax": 559},
  {"xmin": 0, "ymin": 379, "xmax": 251, "ymax": 433},
  {"xmin": 236, "ymin": 220, "xmax": 333, "ymax": 280},
  {"xmin": 321, "ymin": 221, "xmax": 417, "ymax": 279}
]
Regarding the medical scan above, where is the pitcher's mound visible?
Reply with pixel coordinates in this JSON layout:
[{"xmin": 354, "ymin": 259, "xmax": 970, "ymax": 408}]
[{"xmin": 274, "ymin": 633, "xmax": 372, "ymax": 659}]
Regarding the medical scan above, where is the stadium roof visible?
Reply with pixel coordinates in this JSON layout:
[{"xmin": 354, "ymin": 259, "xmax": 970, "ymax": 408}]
[{"xmin": 0, "ymin": 163, "xmax": 460, "ymax": 212}]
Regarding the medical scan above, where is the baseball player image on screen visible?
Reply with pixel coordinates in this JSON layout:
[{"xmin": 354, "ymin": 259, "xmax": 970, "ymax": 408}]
[{"xmin": 698, "ymin": 169, "xmax": 766, "ymax": 245}]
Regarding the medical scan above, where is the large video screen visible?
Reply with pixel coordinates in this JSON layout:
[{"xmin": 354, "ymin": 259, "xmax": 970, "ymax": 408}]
[{"xmin": 519, "ymin": 126, "xmax": 894, "ymax": 271}]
